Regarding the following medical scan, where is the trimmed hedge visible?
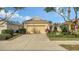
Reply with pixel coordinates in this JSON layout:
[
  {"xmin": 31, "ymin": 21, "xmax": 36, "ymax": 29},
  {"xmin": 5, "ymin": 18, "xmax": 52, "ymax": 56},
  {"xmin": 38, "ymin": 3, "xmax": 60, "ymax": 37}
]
[
  {"xmin": 1, "ymin": 29, "xmax": 14, "ymax": 35},
  {"xmin": 16, "ymin": 28, "xmax": 26, "ymax": 34}
]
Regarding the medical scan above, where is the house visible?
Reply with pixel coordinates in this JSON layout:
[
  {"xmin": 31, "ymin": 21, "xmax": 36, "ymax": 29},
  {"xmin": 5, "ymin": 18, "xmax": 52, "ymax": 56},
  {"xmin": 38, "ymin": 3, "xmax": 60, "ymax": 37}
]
[
  {"xmin": 64, "ymin": 19, "xmax": 79, "ymax": 32},
  {"xmin": 24, "ymin": 16, "xmax": 51, "ymax": 33},
  {"xmin": 7, "ymin": 23, "xmax": 23, "ymax": 32},
  {"xmin": 0, "ymin": 20, "xmax": 7, "ymax": 34},
  {"xmin": 0, "ymin": 20, "xmax": 23, "ymax": 34}
]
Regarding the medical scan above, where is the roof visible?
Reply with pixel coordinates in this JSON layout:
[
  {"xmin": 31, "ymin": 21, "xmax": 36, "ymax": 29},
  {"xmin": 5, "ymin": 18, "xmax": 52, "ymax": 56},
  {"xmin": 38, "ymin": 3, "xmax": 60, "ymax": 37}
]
[
  {"xmin": 25, "ymin": 20, "xmax": 50, "ymax": 24},
  {"xmin": 24, "ymin": 17, "xmax": 50, "ymax": 24}
]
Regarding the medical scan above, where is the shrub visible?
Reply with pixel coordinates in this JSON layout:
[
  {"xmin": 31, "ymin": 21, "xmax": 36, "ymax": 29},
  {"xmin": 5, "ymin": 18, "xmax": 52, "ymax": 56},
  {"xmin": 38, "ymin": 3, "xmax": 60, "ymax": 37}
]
[
  {"xmin": 0, "ymin": 34, "xmax": 6, "ymax": 40},
  {"xmin": 15, "ymin": 30, "xmax": 19, "ymax": 33},
  {"xmin": 18, "ymin": 28, "xmax": 26, "ymax": 34},
  {"xmin": 0, "ymin": 34, "xmax": 12, "ymax": 40},
  {"xmin": 60, "ymin": 25, "xmax": 70, "ymax": 35},
  {"xmin": 1, "ymin": 29, "xmax": 14, "ymax": 35},
  {"xmin": 53, "ymin": 26, "xmax": 57, "ymax": 32},
  {"xmin": 45, "ymin": 28, "xmax": 50, "ymax": 33},
  {"xmin": 4, "ymin": 34, "xmax": 12, "ymax": 39}
]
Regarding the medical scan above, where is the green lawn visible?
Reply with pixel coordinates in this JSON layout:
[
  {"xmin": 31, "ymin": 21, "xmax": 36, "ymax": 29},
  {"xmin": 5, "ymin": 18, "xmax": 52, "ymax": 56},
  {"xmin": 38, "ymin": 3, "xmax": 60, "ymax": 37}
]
[
  {"xmin": 48, "ymin": 37, "xmax": 79, "ymax": 41},
  {"xmin": 60, "ymin": 44, "xmax": 79, "ymax": 51},
  {"xmin": 47, "ymin": 32, "xmax": 79, "ymax": 41}
]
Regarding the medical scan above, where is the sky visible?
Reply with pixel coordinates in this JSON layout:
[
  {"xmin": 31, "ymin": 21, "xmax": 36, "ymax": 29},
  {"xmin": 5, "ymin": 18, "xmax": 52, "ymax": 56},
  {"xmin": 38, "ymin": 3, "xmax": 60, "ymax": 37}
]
[{"xmin": 0, "ymin": 7, "xmax": 79, "ymax": 24}]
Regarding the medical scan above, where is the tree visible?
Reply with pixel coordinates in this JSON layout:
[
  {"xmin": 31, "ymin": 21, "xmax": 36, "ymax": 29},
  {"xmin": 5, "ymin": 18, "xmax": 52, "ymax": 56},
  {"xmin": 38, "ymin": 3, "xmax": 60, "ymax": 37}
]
[
  {"xmin": 67, "ymin": 7, "xmax": 71, "ymax": 20},
  {"xmin": 44, "ymin": 7, "xmax": 68, "ymax": 21},
  {"xmin": 74, "ymin": 7, "xmax": 79, "ymax": 20},
  {"xmin": 44, "ymin": 7, "xmax": 72, "ymax": 32},
  {"xmin": 73, "ymin": 7, "xmax": 79, "ymax": 24},
  {"xmin": 48, "ymin": 21, "xmax": 53, "ymax": 31},
  {"xmin": 0, "ymin": 7, "xmax": 24, "ymax": 25}
]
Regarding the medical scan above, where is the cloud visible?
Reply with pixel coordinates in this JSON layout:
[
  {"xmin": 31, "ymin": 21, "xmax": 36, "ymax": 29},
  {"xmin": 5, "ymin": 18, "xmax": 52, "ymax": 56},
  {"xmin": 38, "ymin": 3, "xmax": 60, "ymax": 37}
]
[
  {"xmin": 11, "ymin": 13, "xmax": 20, "ymax": 18},
  {"xmin": 24, "ymin": 16, "xmax": 32, "ymax": 20},
  {"xmin": 0, "ymin": 10, "xmax": 32, "ymax": 23},
  {"xmin": 0, "ymin": 10, "xmax": 6, "ymax": 18},
  {"xmin": 0, "ymin": 10, "xmax": 14, "ymax": 19}
]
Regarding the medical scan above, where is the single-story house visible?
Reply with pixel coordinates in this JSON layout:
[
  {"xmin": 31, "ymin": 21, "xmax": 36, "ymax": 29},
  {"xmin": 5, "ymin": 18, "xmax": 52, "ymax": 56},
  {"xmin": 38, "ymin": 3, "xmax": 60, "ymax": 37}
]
[
  {"xmin": 7, "ymin": 23, "xmax": 23, "ymax": 32},
  {"xmin": 24, "ymin": 17, "xmax": 51, "ymax": 33},
  {"xmin": 0, "ymin": 20, "xmax": 7, "ymax": 34},
  {"xmin": 0, "ymin": 20, "xmax": 23, "ymax": 34},
  {"xmin": 64, "ymin": 18, "xmax": 79, "ymax": 32}
]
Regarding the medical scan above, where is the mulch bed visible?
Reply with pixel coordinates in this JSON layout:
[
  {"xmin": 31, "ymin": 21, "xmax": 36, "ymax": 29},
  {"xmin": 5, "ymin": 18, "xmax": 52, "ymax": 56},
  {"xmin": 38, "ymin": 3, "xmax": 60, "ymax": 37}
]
[{"xmin": 60, "ymin": 44, "xmax": 79, "ymax": 51}]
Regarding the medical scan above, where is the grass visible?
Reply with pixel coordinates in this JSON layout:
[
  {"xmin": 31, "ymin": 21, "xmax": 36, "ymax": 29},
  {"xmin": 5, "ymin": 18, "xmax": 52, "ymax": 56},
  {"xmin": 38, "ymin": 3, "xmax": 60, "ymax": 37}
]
[
  {"xmin": 47, "ymin": 32, "xmax": 79, "ymax": 41},
  {"xmin": 60, "ymin": 44, "xmax": 79, "ymax": 51},
  {"xmin": 48, "ymin": 37, "xmax": 79, "ymax": 41}
]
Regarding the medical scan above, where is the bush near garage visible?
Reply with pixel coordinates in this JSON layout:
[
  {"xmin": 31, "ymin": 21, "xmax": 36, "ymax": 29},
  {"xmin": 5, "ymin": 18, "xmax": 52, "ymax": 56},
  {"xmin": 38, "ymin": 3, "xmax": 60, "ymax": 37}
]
[
  {"xmin": 0, "ymin": 34, "xmax": 12, "ymax": 40},
  {"xmin": 18, "ymin": 28, "xmax": 26, "ymax": 34},
  {"xmin": 1, "ymin": 29, "xmax": 14, "ymax": 36}
]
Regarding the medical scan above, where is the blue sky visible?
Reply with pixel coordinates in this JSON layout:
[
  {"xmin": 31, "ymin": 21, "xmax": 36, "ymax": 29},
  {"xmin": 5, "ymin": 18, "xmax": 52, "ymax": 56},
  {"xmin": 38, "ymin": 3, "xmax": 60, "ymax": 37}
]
[
  {"xmin": 0, "ymin": 7, "xmax": 79, "ymax": 23},
  {"xmin": 18, "ymin": 7, "xmax": 66, "ymax": 23}
]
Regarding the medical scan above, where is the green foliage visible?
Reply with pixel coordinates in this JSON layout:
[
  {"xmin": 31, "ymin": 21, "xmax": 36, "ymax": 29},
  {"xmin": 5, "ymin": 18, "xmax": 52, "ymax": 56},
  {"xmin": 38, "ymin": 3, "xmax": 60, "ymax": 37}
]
[
  {"xmin": 47, "ymin": 32, "xmax": 79, "ymax": 38},
  {"xmin": 74, "ymin": 7, "xmax": 79, "ymax": 11},
  {"xmin": 13, "ymin": 7, "xmax": 24, "ymax": 10},
  {"xmin": 60, "ymin": 25, "xmax": 69, "ymax": 34},
  {"xmin": 18, "ymin": 28, "xmax": 26, "ymax": 34},
  {"xmin": 4, "ymin": 34, "xmax": 12, "ymax": 39},
  {"xmin": 44, "ymin": 7, "xmax": 56, "ymax": 12},
  {"xmin": 0, "ymin": 34, "xmax": 6, "ymax": 40},
  {"xmin": 0, "ymin": 34, "xmax": 12, "ymax": 40},
  {"xmin": 0, "ymin": 7, "xmax": 24, "ymax": 24},
  {"xmin": 15, "ymin": 30, "xmax": 20, "ymax": 33},
  {"xmin": 1, "ymin": 29, "xmax": 14, "ymax": 35},
  {"xmin": 47, "ymin": 32, "xmax": 63, "ymax": 37},
  {"xmin": 53, "ymin": 26, "xmax": 57, "ymax": 32}
]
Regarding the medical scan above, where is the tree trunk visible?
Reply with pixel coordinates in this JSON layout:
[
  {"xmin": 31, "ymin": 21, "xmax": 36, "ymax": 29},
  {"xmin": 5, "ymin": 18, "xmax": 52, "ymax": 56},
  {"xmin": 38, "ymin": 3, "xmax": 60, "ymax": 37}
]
[
  {"xmin": 67, "ymin": 7, "xmax": 71, "ymax": 32},
  {"xmin": 68, "ymin": 7, "xmax": 70, "ymax": 20},
  {"xmin": 74, "ymin": 7, "xmax": 78, "ymax": 32},
  {"xmin": 74, "ymin": 8, "xmax": 77, "ymax": 23}
]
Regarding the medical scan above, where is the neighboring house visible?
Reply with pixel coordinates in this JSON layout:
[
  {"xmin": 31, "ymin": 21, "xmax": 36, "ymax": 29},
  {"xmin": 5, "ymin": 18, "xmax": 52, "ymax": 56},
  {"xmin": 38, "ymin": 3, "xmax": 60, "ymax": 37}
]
[
  {"xmin": 0, "ymin": 20, "xmax": 7, "ymax": 34},
  {"xmin": 24, "ymin": 16, "xmax": 50, "ymax": 33},
  {"xmin": 7, "ymin": 23, "xmax": 23, "ymax": 32},
  {"xmin": 0, "ymin": 20, "xmax": 23, "ymax": 34},
  {"xmin": 64, "ymin": 19, "xmax": 79, "ymax": 32}
]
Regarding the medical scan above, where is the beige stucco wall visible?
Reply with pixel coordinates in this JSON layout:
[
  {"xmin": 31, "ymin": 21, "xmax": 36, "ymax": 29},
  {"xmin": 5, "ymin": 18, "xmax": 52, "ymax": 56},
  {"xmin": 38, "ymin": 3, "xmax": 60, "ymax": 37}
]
[
  {"xmin": 7, "ymin": 24, "xmax": 23, "ymax": 31},
  {"xmin": 24, "ymin": 24, "xmax": 49, "ymax": 33}
]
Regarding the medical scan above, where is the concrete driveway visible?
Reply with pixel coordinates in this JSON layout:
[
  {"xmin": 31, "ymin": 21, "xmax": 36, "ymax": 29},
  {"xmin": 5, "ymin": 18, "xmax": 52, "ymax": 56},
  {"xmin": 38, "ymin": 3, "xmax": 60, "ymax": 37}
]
[{"xmin": 0, "ymin": 34, "xmax": 67, "ymax": 51}]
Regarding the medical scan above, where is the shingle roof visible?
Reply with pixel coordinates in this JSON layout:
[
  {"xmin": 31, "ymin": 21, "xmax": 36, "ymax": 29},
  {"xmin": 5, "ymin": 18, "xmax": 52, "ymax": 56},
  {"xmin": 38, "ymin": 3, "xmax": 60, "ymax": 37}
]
[
  {"xmin": 25, "ymin": 20, "xmax": 49, "ymax": 24},
  {"xmin": 24, "ymin": 17, "xmax": 50, "ymax": 24}
]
